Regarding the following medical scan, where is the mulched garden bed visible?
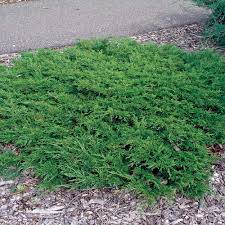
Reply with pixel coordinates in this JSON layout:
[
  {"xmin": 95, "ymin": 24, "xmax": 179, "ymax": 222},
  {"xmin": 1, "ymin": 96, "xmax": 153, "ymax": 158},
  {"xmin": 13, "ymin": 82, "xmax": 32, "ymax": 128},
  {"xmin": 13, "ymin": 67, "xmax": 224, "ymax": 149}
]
[{"xmin": 0, "ymin": 24, "xmax": 225, "ymax": 225}]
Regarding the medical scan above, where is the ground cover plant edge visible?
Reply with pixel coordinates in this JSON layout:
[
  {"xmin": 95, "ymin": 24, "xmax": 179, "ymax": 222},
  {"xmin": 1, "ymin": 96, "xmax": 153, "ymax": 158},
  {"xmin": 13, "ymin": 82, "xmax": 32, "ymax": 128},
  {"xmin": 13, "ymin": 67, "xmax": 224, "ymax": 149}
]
[
  {"xmin": 193, "ymin": 0, "xmax": 225, "ymax": 47},
  {"xmin": 0, "ymin": 39, "xmax": 224, "ymax": 201}
]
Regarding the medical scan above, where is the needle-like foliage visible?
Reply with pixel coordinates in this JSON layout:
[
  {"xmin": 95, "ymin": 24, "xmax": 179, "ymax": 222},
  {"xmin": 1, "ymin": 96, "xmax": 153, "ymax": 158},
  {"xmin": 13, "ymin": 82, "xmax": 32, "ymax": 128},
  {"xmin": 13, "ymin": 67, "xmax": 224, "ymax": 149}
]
[
  {"xmin": 194, "ymin": 0, "xmax": 225, "ymax": 47},
  {"xmin": 0, "ymin": 39, "xmax": 224, "ymax": 200}
]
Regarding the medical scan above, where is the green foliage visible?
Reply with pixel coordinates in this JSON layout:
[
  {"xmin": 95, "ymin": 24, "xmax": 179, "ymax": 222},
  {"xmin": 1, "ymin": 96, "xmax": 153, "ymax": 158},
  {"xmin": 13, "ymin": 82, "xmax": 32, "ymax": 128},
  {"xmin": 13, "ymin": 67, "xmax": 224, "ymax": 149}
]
[
  {"xmin": 0, "ymin": 145, "xmax": 21, "ymax": 179},
  {"xmin": 0, "ymin": 39, "xmax": 224, "ymax": 200},
  {"xmin": 195, "ymin": 0, "xmax": 225, "ymax": 46}
]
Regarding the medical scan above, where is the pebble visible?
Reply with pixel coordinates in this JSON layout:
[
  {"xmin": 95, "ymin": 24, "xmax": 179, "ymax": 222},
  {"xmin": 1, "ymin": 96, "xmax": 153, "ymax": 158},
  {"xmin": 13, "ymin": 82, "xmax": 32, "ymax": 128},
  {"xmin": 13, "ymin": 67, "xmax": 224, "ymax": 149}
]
[
  {"xmin": 196, "ymin": 214, "xmax": 204, "ymax": 218},
  {"xmin": 0, "ymin": 205, "xmax": 8, "ymax": 211}
]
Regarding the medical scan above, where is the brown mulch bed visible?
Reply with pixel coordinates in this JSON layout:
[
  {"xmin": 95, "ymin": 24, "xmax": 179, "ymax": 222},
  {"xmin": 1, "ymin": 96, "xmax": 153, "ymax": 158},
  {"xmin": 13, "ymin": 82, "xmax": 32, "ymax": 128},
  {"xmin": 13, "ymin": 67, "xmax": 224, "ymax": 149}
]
[
  {"xmin": 133, "ymin": 23, "xmax": 225, "ymax": 55},
  {"xmin": 133, "ymin": 23, "xmax": 205, "ymax": 51},
  {"xmin": 0, "ymin": 0, "xmax": 30, "ymax": 4},
  {"xmin": 0, "ymin": 24, "xmax": 225, "ymax": 225},
  {"xmin": 0, "ymin": 53, "xmax": 19, "ymax": 67},
  {"xmin": 0, "ymin": 160, "xmax": 224, "ymax": 225}
]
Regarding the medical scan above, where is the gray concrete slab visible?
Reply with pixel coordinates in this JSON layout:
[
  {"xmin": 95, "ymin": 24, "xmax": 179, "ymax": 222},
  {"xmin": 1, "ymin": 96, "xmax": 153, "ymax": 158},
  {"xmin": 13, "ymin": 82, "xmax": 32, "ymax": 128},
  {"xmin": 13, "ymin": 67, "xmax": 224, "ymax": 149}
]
[{"xmin": 0, "ymin": 0, "xmax": 209, "ymax": 54}]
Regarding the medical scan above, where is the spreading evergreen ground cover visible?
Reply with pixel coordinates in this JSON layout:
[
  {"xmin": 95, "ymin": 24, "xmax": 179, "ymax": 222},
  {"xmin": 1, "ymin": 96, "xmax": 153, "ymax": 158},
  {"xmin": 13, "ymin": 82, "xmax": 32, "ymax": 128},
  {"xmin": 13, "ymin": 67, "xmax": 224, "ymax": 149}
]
[
  {"xmin": 0, "ymin": 39, "xmax": 224, "ymax": 200},
  {"xmin": 194, "ymin": 0, "xmax": 225, "ymax": 46}
]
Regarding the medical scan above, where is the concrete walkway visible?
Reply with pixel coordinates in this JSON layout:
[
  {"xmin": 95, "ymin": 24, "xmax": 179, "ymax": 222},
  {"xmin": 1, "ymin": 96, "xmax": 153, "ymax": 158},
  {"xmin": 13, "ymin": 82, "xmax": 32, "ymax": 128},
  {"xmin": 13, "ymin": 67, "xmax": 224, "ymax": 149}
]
[{"xmin": 0, "ymin": 0, "xmax": 209, "ymax": 54}]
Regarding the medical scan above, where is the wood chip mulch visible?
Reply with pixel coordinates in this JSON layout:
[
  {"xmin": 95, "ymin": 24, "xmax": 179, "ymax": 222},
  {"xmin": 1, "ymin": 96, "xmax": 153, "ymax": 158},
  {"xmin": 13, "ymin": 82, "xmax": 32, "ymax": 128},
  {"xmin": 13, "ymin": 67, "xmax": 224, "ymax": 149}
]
[
  {"xmin": 0, "ymin": 0, "xmax": 30, "ymax": 4},
  {"xmin": 0, "ymin": 159, "xmax": 225, "ymax": 225},
  {"xmin": 133, "ymin": 24, "xmax": 205, "ymax": 51},
  {"xmin": 0, "ymin": 24, "xmax": 225, "ymax": 225},
  {"xmin": 133, "ymin": 23, "xmax": 225, "ymax": 55}
]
